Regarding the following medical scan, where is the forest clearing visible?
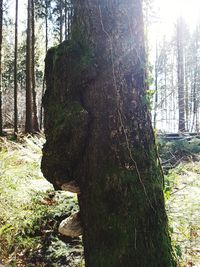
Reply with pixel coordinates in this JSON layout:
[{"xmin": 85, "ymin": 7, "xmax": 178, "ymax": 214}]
[{"xmin": 1, "ymin": 0, "xmax": 200, "ymax": 266}]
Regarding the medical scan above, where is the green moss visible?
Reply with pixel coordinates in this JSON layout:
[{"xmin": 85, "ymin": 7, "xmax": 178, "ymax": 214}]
[
  {"xmin": 49, "ymin": 28, "xmax": 93, "ymax": 81},
  {"xmin": 46, "ymin": 100, "xmax": 87, "ymax": 144},
  {"xmin": 81, "ymin": 146, "xmax": 176, "ymax": 267}
]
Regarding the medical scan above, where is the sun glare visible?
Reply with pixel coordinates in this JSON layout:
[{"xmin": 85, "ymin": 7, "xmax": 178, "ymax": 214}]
[
  {"xmin": 162, "ymin": 0, "xmax": 200, "ymax": 26},
  {"xmin": 149, "ymin": 0, "xmax": 200, "ymax": 42}
]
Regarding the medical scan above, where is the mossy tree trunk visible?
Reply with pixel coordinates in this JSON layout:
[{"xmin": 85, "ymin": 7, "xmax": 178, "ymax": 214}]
[{"xmin": 42, "ymin": 0, "xmax": 176, "ymax": 266}]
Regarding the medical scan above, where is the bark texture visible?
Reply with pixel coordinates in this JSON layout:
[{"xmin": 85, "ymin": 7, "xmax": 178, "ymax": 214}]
[
  {"xmin": 25, "ymin": 0, "xmax": 33, "ymax": 133},
  {"xmin": 0, "ymin": 0, "xmax": 3, "ymax": 136},
  {"xmin": 14, "ymin": 0, "xmax": 18, "ymax": 134},
  {"xmin": 42, "ymin": 0, "xmax": 176, "ymax": 266},
  {"xmin": 25, "ymin": 0, "xmax": 39, "ymax": 133},
  {"xmin": 177, "ymin": 18, "xmax": 185, "ymax": 132},
  {"xmin": 31, "ymin": 0, "xmax": 39, "ymax": 132}
]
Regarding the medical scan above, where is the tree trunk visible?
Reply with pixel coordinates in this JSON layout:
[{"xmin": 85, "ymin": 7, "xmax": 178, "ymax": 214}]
[
  {"xmin": 64, "ymin": 0, "xmax": 67, "ymax": 40},
  {"xmin": 177, "ymin": 18, "xmax": 185, "ymax": 132},
  {"xmin": 184, "ymin": 53, "xmax": 189, "ymax": 131},
  {"xmin": 0, "ymin": 0, "xmax": 3, "ymax": 136},
  {"xmin": 40, "ymin": 0, "xmax": 48, "ymax": 130},
  {"xmin": 42, "ymin": 0, "xmax": 176, "ymax": 266},
  {"xmin": 25, "ymin": 0, "xmax": 33, "ymax": 133},
  {"xmin": 191, "ymin": 69, "xmax": 197, "ymax": 132},
  {"xmin": 154, "ymin": 42, "xmax": 158, "ymax": 129},
  {"xmin": 14, "ymin": 0, "xmax": 18, "ymax": 134},
  {"xmin": 59, "ymin": 0, "xmax": 63, "ymax": 43},
  {"xmin": 45, "ymin": 1, "xmax": 48, "ymax": 53},
  {"xmin": 31, "ymin": 0, "xmax": 39, "ymax": 132}
]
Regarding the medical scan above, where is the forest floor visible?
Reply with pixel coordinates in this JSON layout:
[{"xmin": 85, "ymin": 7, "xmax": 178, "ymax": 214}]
[
  {"xmin": 166, "ymin": 160, "xmax": 200, "ymax": 266},
  {"xmin": 0, "ymin": 135, "xmax": 199, "ymax": 266},
  {"xmin": 0, "ymin": 135, "xmax": 83, "ymax": 267}
]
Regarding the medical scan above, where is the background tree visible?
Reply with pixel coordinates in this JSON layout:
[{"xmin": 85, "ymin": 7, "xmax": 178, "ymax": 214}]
[
  {"xmin": 31, "ymin": 0, "xmax": 39, "ymax": 132},
  {"xmin": 177, "ymin": 17, "xmax": 186, "ymax": 132},
  {"xmin": 34, "ymin": 0, "xmax": 52, "ymax": 129},
  {"xmin": 35, "ymin": 0, "xmax": 52, "ymax": 52},
  {"xmin": 25, "ymin": 0, "xmax": 39, "ymax": 133},
  {"xmin": 14, "ymin": 0, "xmax": 18, "ymax": 134},
  {"xmin": 52, "ymin": 0, "xmax": 73, "ymax": 44},
  {"xmin": 190, "ymin": 26, "xmax": 200, "ymax": 132},
  {"xmin": 25, "ymin": 0, "xmax": 33, "ymax": 133}
]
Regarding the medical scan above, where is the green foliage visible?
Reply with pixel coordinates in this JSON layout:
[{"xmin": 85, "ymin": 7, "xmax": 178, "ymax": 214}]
[
  {"xmin": 158, "ymin": 138, "xmax": 200, "ymax": 172},
  {"xmin": 51, "ymin": 27, "xmax": 93, "ymax": 79},
  {"xmin": 0, "ymin": 136, "xmax": 83, "ymax": 266},
  {"xmin": 145, "ymin": 89, "xmax": 155, "ymax": 110},
  {"xmin": 159, "ymin": 138, "xmax": 200, "ymax": 156},
  {"xmin": 162, "ymin": 141, "xmax": 200, "ymax": 266},
  {"xmin": 164, "ymin": 168, "xmax": 179, "ymax": 200}
]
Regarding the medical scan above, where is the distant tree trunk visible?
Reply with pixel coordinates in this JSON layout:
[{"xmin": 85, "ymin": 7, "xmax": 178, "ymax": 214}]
[
  {"xmin": 14, "ymin": 0, "xmax": 18, "ymax": 134},
  {"xmin": 59, "ymin": 0, "xmax": 63, "ymax": 43},
  {"xmin": 68, "ymin": 2, "xmax": 71, "ymax": 39},
  {"xmin": 164, "ymin": 58, "xmax": 167, "ymax": 127},
  {"xmin": 191, "ymin": 28, "xmax": 200, "ymax": 133},
  {"xmin": 42, "ymin": 0, "xmax": 176, "ymax": 266},
  {"xmin": 0, "ymin": 0, "xmax": 3, "ymax": 136},
  {"xmin": 184, "ymin": 53, "xmax": 189, "ymax": 131},
  {"xmin": 154, "ymin": 42, "xmax": 158, "ymax": 129},
  {"xmin": 64, "ymin": 0, "xmax": 67, "ymax": 40},
  {"xmin": 31, "ymin": 0, "xmax": 39, "ymax": 132},
  {"xmin": 45, "ymin": 0, "xmax": 48, "ymax": 53},
  {"xmin": 25, "ymin": 0, "xmax": 33, "ymax": 133},
  {"xmin": 177, "ymin": 18, "xmax": 185, "ymax": 132},
  {"xmin": 40, "ymin": 0, "xmax": 49, "ymax": 130},
  {"xmin": 191, "ymin": 69, "xmax": 197, "ymax": 132}
]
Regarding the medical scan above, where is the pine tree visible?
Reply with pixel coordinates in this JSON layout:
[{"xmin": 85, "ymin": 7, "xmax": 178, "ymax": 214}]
[
  {"xmin": 14, "ymin": 0, "xmax": 18, "ymax": 134},
  {"xmin": 25, "ymin": 0, "xmax": 33, "ymax": 133}
]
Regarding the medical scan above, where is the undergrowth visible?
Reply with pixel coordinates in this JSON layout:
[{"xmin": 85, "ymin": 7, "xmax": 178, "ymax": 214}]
[
  {"xmin": 1, "ymin": 135, "xmax": 199, "ymax": 266},
  {"xmin": 160, "ymin": 138, "xmax": 200, "ymax": 266},
  {"xmin": 158, "ymin": 138, "xmax": 200, "ymax": 171},
  {"xmin": 0, "ymin": 135, "xmax": 84, "ymax": 267}
]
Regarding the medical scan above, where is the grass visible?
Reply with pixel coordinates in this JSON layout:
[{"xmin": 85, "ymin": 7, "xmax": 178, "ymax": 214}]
[
  {"xmin": 162, "ymin": 140, "xmax": 200, "ymax": 267},
  {"xmin": 0, "ymin": 135, "xmax": 200, "ymax": 266},
  {"xmin": 0, "ymin": 135, "xmax": 84, "ymax": 266}
]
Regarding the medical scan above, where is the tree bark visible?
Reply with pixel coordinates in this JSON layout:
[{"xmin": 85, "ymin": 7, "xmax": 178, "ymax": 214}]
[
  {"xmin": 59, "ymin": 0, "xmax": 63, "ymax": 43},
  {"xmin": 177, "ymin": 18, "xmax": 185, "ymax": 132},
  {"xmin": 42, "ymin": 0, "xmax": 176, "ymax": 266},
  {"xmin": 25, "ymin": 0, "xmax": 33, "ymax": 133},
  {"xmin": 45, "ymin": 0, "xmax": 48, "ymax": 53},
  {"xmin": 154, "ymin": 41, "xmax": 158, "ymax": 129},
  {"xmin": 64, "ymin": 0, "xmax": 67, "ymax": 40},
  {"xmin": 14, "ymin": 0, "xmax": 18, "ymax": 134},
  {"xmin": 40, "ymin": 0, "xmax": 49, "ymax": 130},
  {"xmin": 0, "ymin": 0, "xmax": 3, "ymax": 136},
  {"xmin": 31, "ymin": 0, "xmax": 39, "ymax": 132}
]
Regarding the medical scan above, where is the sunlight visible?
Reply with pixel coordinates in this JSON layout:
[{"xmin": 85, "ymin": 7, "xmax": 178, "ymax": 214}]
[
  {"xmin": 155, "ymin": 0, "xmax": 200, "ymax": 29},
  {"xmin": 149, "ymin": 0, "xmax": 200, "ymax": 47}
]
